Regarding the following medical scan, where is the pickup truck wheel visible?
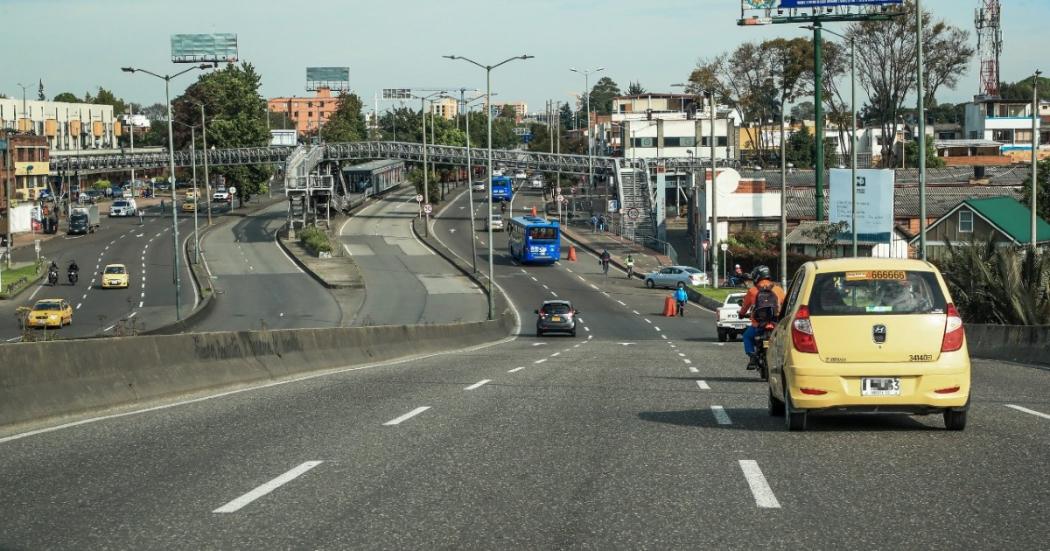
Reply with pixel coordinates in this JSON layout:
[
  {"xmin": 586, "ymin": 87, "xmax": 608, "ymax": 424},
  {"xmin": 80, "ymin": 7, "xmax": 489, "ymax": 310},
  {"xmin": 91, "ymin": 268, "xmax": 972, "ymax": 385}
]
[
  {"xmin": 728, "ymin": 331, "xmax": 738, "ymax": 342},
  {"xmin": 717, "ymin": 329, "xmax": 728, "ymax": 342}
]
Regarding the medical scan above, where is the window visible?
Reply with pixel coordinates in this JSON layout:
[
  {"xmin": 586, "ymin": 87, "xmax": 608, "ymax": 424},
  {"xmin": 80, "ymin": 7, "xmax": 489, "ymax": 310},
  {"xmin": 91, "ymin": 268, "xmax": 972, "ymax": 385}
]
[
  {"xmin": 1015, "ymin": 129, "xmax": 1033, "ymax": 144},
  {"xmin": 307, "ymin": 101, "xmax": 313, "ymax": 108},
  {"xmin": 808, "ymin": 271, "xmax": 946, "ymax": 316},
  {"xmin": 959, "ymin": 210, "xmax": 974, "ymax": 233},
  {"xmin": 781, "ymin": 268, "xmax": 806, "ymax": 316},
  {"xmin": 992, "ymin": 129, "xmax": 1013, "ymax": 142}
]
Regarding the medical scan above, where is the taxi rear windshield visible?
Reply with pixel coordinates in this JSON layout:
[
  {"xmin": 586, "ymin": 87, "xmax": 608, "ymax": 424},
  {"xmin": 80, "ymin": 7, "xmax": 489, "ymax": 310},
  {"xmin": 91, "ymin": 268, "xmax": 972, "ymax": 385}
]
[
  {"xmin": 527, "ymin": 227, "xmax": 558, "ymax": 241},
  {"xmin": 35, "ymin": 302, "xmax": 62, "ymax": 310},
  {"xmin": 104, "ymin": 266, "xmax": 126, "ymax": 274},
  {"xmin": 809, "ymin": 271, "xmax": 946, "ymax": 316}
]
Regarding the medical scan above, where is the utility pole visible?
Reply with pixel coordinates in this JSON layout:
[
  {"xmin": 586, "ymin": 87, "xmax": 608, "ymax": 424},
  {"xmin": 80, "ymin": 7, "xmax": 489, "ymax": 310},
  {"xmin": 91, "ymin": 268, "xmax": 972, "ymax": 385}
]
[
  {"xmin": 709, "ymin": 92, "xmax": 719, "ymax": 289},
  {"xmin": 1033, "ymin": 70, "xmax": 1042, "ymax": 254},
  {"xmin": 813, "ymin": 23, "xmax": 826, "ymax": 222},
  {"xmin": 781, "ymin": 107, "xmax": 788, "ymax": 287},
  {"xmin": 197, "ymin": 102, "xmax": 212, "ymax": 227},
  {"xmin": 917, "ymin": 0, "xmax": 928, "ymax": 260}
]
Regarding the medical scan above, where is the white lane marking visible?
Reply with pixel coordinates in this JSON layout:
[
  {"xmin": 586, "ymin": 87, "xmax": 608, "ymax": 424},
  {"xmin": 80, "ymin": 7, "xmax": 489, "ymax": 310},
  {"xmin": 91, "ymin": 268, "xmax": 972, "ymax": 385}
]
[
  {"xmin": 551, "ymin": 292, "xmax": 558, "ymax": 297},
  {"xmin": 696, "ymin": 380, "xmax": 711, "ymax": 390},
  {"xmin": 567, "ymin": 268, "xmax": 574, "ymax": 273},
  {"xmin": 573, "ymin": 344, "xmax": 580, "ymax": 348},
  {"xmin": 589, "ymin": 284, "xmax": 599, "ymax": 290},
  {"xmin": 617, "ymin": 300, "xmax": 626, "ymax": 306},
  {"xmin": 103, "ymin": 324, "xmax": 115, "ymax": 332},
  {"xmin": 532, "ymin": 342, "xmax": 547, "ymax": 346},
  {"xmin": 127, "ymin": 312, "xmax": 137, "ymax": 319},
  {"xmin": 601, "ymin": 291, "xmax": 609, "ymax": 296},
  {"xmin": 654, "ymin": 326, "xmax": 661, "ymax": 332},
  {"xmin": 577, "ymin": 275, "xmax": 586, "ymax": 282},
  {"xmin": 383, "ymin": 406, "xmax": 431, "ymax": 426},
  {"xmin": 688, "ymin": 366, "xmax": 699, "ymax": 373},
  {"xmin": 739, "ymin": 460, "xmax": 781, "ymax": 509},
  {"xmin": 644, "ymin": 318, "xmax": 652, "ymax": 324},
  {"xmin": 28, "ymin": 285, "xmax": 43, "ymax": 301},
  {"xmin": 465, "ymin": 379, "xmax": 491, "ymax": 390},
  {"xmin": 76, "ymin": 303, "xmax": 81, "ymax": 310},
  {"xmin": 531, "ymin": 276, "xmax": 538, "ymax": 282},
  {"xmin": 678, "ymin": 353, "xmax": 686, "ymax": 357},
  {"xmin": 632, "ymin": 310, "xmax": 640, "ymax": 315},
  {"xmin": 550, "ymin": 352, "xmax": 560, "ymax": 357},
  {"xmin": 683, "ymin": 359, "xmax": 692, "ymax": 364},
  {"xmin": 542, "ymin": 284, "xmax": 549, "ymax": 289},
  {"xmin": 587, "ymin": 334, "xmax": 593, "ymax": 340},
  {"xmin": 82, "ymin": 294, "xmax": 88, "ymax": 300},
  {"xmin": 520, "ymin": 268, "xmax": 527, "ymax": 274},
  {"xmin": 534, "ymin": 358, "xmax": 547, "ymax": 364},
  {"xmin": 661, "ymin": 335, "xmax": 668, "ymax": 340},
  {"xmin": 1006, "ymin": 404, "xmax": 1050, "ymax": 420},
  {"xmin": 711, "ymin": 405, "xmax": 732, "ymax": 425},
  {"xmin": 583, "ymin": 326, "xmax": 590, "ymax": 332},
  {"xmin": 213, "ymin": 461, "xmax": 324, "ymax": 514},
  {"xmin": 273, "ymin": 230, "xmax": 305, "ymax": 273},
  {"xmin": 508, "ymin": 367, "xmax": 525, "ymax": 373},
  {"xmin": 139, "ymin": 301, "xmax": 144, "ymax": 308}
]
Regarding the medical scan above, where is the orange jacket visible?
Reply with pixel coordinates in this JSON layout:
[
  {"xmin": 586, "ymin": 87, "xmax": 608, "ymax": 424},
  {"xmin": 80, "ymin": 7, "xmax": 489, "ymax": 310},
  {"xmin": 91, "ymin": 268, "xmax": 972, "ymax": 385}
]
[{"xmin": 740, "ymin": 281, "xmax": 786, "ymax": 327}]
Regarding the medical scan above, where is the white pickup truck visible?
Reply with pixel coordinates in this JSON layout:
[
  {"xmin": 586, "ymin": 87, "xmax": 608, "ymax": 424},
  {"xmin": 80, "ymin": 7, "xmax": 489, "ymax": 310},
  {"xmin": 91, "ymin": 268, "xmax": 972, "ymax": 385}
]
[{"xmin": 715, "ymin": 292, "xmax": 748, "ymax": 342}]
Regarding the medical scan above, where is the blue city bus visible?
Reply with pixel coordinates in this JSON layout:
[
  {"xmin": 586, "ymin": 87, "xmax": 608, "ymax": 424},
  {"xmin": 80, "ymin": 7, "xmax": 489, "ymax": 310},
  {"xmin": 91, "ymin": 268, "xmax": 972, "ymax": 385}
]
[
  {"xmin": 508, "ymin": 216, "xmax": 561, "ymax": 265},
  {"xmin": 491, "ymin": 175, "xmax": 514, "ymax": 203}
]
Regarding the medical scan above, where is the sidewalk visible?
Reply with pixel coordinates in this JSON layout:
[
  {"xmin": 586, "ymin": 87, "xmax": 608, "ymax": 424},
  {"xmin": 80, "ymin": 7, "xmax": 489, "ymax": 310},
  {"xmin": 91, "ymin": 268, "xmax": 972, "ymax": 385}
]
[{"xmin": 560, "ymin": 223, "xmax": 672, "ymax": 278}]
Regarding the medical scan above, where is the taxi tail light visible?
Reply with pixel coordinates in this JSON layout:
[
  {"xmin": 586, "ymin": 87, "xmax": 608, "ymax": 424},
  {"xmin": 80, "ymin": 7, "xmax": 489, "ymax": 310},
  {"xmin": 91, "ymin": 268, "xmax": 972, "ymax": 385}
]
[
  {"xmin": 800, "ymin": 388, "xmax": 827, "ymax": 396},
  {"xmin": 941, "ymin": 303, "xmax": 964, "ymax": 352},
  {"xmin": 791, "ymin": 305, "xmax": 819, "ymax": 354},
  {"xmin": 935, "ymin": 386, "xmax": 961, "ymax": 394}
]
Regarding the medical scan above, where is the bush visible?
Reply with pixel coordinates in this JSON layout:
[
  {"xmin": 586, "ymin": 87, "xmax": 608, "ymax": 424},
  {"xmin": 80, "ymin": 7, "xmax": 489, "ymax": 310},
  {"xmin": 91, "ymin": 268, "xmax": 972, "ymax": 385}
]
[
  {"xmin": 298, "ymin": 225, "xmax": 333, "ymax": 257},
  {"xmin": 93, "ymin": 180, "xmax": 111, "ymax": 191},
  {"xmin": 936, "ymin": 241, "xmax": 1050, "ymax": 325}
]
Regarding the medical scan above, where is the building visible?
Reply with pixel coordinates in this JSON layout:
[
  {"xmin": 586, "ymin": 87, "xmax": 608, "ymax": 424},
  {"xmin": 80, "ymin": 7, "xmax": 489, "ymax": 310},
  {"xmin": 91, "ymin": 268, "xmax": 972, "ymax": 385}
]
[
  {"xmin": 0, "ymin": 98, "xmax": 118, "ymax": 151},
  {"xmin": 3, "ymin": 134, "xmax": 50, "ymax": 201},
  {"xmin": 786, "ymin": 221, "xmax": 912, "ymax": 259},
  {"xmin": 964, "ymin": 96, "xmax": 1050, "ymax": 162},
  {"xmin": 268, "ymin": 88, "xmax": 341, "ymax": 137},
  {"xmin": 491, "ymin": 101, "xmax": 527, "ymax": 123},
  {"xmin": 429, "ymin": 97, "xmax": 459, "ymax": 121},
  {"xmin": 917, "ymin": 196, "xmax": 1050, "ymax": 257},
  {"xmin": 608, "ymin": 94, "xmax": 740, "ymax": 161},
  {"xmin": 934, "ymin": 139, "xmax": 1012, "ymax": 168}
]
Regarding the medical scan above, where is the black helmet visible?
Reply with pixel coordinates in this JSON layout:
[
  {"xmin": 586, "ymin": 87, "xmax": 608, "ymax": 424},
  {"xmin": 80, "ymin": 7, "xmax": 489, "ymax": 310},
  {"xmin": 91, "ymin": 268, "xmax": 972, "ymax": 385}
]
[{"xmin": 750, "ymin": 265, "xmax": 772, "ymax": 282}]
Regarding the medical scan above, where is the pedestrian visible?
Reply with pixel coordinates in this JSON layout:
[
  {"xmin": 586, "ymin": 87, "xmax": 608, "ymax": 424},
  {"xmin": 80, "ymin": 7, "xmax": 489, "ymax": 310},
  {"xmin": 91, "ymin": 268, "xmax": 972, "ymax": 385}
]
[
  {"xmin": 598, "ymin": 215, "xmax": 606, "ymax": 232},
  {"xmin": 591, "ymin": 214, "xmax": 598, "ymax": 233}
]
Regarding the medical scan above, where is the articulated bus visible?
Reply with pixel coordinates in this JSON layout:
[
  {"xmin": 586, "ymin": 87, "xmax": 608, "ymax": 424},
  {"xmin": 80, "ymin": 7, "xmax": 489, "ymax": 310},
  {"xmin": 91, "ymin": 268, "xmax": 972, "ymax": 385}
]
[
  {"xmin": 491, "ymin": 175, "xmax": 514, "ymax": 203},
  {"xmin": 508, "ymin": 216, "xmax": 561, "ymax": 265}
]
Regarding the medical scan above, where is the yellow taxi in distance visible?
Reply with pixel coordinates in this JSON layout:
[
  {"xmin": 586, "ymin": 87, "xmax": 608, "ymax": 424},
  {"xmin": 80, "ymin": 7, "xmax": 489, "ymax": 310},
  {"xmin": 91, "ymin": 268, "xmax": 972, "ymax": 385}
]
[
  {"xmin": 27, "ymin": 299, "xmax": 73, "ymax": 328},
  {"xmin": 101, "ymin": 264, "xmax": 130, "ymax": 289},
  {"xmin": 181, "ymin": 201, "xmax": 196, "ymax": 213},
  {"xmin": 766, "ymin": 258, "xmax": 970, "ymax": 431}
]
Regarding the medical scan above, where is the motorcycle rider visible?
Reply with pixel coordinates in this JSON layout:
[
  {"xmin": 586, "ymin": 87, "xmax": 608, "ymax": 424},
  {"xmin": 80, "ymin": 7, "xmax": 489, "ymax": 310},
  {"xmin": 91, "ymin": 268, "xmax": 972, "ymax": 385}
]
[
  {"xmin": 739, "ymin": 265, "xmax": 785, "ymax": 370},
  {"xmin": 48, "ymin": 261, "xmax": 59, "ymax": 285},
  {"xmin": 68, "ymin": 259, "xmax": 79, "ymax": 284},
  {"xmin": 599, "ymin": 249, "xmax": 611, "ymax": 276}
]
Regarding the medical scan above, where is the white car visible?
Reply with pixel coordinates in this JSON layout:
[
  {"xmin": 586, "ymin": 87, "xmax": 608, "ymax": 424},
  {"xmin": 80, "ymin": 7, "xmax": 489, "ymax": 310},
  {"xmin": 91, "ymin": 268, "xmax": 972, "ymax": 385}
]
[
  {"xmin": 121, "ymin": 188, "xmax": 134, "ymax": 199},
  {"xmin": 108, "ymin": 199, "xmax": 137, "ymax": 217},
  {"xmin": 514, "ymin": 170, "xmax": 527, "ymax": 180},
  {"xmin": 213, "ymin": 188, "xmax": 230, "ymax": 202},
  {"xmin": 715, "ymin": 293, "xmax": 748, "ymax": 342},
  {"xmin": 644, "ymin": 265, "xmax": 708, "ymax": 289},
  {"xmin": 530, "ymin": 178, "xmax": 544, "ymax": 189},
  {"xmin": 472, "ymin": 181, "xmax": 486, "ymax": 192},
  {"xmin": 487, "ymin": 214, "xmax": 504, "ymax": 231}
]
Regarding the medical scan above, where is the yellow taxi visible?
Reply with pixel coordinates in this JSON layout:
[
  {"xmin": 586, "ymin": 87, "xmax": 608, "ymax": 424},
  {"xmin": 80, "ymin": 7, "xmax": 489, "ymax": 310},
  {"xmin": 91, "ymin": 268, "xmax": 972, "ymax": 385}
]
[
  {"xmin": 27, "ymin": 299, "xmax": 73, "ymax": 328},
  {"xmin": 101, "ymin": 264, "xmax": 130, "ymax": 289},
  {"xmin": 181, "ymin": 200, "xmax": 197, "ymax": 213},
  {"xmin": 766, "ymin": 258, "xmax": 970, "ymax": 431}
]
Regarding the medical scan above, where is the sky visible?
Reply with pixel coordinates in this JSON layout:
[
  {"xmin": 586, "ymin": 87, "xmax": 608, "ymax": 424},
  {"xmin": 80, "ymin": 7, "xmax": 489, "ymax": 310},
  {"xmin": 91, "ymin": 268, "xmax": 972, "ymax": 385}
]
[{"xmin": 1, "ymin": 0, "xmax": 1046, "ymax": 115}]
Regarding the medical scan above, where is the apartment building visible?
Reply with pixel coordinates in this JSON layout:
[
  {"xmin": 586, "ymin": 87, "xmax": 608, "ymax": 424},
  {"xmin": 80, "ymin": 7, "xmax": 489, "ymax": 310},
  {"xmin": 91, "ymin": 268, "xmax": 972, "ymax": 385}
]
[
  {"xmin": 429, "ymin": 97, "xmax": 459, "ymax": 121},
  {"xmin": 268, "ymin": 88, "xmax": 341, "ymax": 137},
  {"xmin": 0, "ymin": 98, "xmax": 118, "ymax": 151},
  {"xmin": 964, "ymin": 96, "xmax": 1050, "ymax": 162}
]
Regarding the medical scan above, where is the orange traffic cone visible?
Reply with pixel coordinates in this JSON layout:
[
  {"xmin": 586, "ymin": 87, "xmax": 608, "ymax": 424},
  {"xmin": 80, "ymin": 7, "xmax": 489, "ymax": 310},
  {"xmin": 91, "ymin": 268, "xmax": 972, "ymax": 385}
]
[
  {"xmin": 531, "ymin": 206, "xmax": 537, "ymax": 216},
  {"xmin": 567, "ymin": 245, "xmax": 577, "ymax": 262},
  {"xmin": 663, "ymin": 296, "xmax": 678, "ymax": 317}
]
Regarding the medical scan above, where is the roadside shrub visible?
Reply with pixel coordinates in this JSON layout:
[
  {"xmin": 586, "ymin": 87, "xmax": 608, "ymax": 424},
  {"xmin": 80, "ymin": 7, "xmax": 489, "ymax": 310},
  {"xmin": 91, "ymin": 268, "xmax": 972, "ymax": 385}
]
[
  {"xmin": 298, "ymin": 225, "xmax": 333, "ymax": 256},
  {"xmin": 937, "ymin": 240, "xmax": 1050, "ymax": 325}
]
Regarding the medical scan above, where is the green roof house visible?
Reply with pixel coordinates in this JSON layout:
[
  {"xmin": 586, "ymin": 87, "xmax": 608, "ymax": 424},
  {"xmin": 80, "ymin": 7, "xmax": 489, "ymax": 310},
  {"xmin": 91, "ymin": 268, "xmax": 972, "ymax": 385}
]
[{"xmin": 914, "ymin": 196, "xmax": 1050, "ymax": 258}]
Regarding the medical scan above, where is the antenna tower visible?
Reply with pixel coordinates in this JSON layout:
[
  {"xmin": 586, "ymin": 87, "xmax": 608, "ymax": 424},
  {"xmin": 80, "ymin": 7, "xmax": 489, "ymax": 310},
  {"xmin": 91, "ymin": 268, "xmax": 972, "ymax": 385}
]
[{"xmin": 975, "ymin": 0, "xmax": 1003, "ymax": 97}]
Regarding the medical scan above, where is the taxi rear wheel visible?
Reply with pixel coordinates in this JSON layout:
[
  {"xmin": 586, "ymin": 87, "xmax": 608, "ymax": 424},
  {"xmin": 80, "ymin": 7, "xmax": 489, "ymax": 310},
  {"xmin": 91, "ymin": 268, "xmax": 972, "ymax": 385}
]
[
  {"xmin": 944, "ymin": 409, "xmax": 967, "ymax": 431},
  {"xmin": 768, "ymin": 388, "xmax": 785, "ymax": 417},
  {"xmin": 784, "ymin": 387, "xmax": 807, "ymax": 431}
]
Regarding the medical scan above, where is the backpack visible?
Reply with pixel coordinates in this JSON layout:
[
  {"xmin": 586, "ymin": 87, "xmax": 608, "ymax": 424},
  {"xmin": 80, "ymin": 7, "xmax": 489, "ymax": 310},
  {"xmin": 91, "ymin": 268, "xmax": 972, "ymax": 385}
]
[{"xmin": 753, "ymin": 285, "xmax": 779, "ymax": 324}]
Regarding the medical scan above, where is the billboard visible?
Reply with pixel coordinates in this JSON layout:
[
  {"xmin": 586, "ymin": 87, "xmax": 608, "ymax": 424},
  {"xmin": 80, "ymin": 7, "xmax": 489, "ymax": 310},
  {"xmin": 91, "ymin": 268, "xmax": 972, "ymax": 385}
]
[
  {"xmin": 829, "ymin": 169, "xmax": 894, "ymax": 243},
  {"xmin": 306, "ymin": 67, "xmax": 350, "ymax": 92},
  {"xmin": 171, "ymin": 34, "xmax": 238, "ymax": 63},
  {"xmin": 779, "ymin": 0, "xmax": 901, "ymax": 6}
]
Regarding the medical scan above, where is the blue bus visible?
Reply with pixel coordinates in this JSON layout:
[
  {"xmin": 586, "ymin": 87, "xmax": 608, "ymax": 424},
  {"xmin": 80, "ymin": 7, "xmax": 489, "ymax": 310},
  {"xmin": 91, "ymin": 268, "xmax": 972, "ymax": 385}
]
[
  {"xmin": 491, "ymin": 175, "xmax": 513, "ymax": 203},
  {"xmin": 508, "ymin": 216, "xmax": 561, "ymax": 265}
]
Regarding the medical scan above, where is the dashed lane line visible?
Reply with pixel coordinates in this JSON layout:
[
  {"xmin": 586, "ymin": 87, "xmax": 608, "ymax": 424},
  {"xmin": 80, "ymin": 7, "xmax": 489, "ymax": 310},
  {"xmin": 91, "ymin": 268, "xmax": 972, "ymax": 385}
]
[
  {"xmin": 688, "ymin": 366, "xmax": 699, "ymax": 373},
  {"xmin": 683, "ymin": 359, "xmax": 692, "ymax": 364},
  {"xmin": 508, "ymin": 367, "xmax": 525, "ymax": 373},
  {"xmin": 1006, "ymin": 404, "xmax": 1050, "ymax": 420},
  {"xmin": 465, "ymin": 380, "xmax": 491, "ymax": 391},
  {"xmin": 696, "ymin": 380, "xmax": 710, "ymax": 390},
  {"xmin": 534, "ymin": 359, "xmax": 547, "ymax": 364},
  {"xmin": 739, "ymin": 460, "xmax": 781, "ymax": 509},
  {"xmin": 711, "ymin": 405, "xmax": 732, "ymax": 425},
  {"xmin": 212, "ymin": 461, "xmax": 324, "ymax": 514},
  {"xmin": 383, "ymin": 406, "xmax": 431, "ymax": 426}
]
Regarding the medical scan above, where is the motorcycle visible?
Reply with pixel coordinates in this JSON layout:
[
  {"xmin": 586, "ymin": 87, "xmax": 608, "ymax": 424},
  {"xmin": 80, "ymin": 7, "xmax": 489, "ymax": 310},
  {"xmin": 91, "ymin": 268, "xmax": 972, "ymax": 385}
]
[
  {"xmin": 47, "ymin": 269, "xmax": 59, "ymax": 286},
  {"xmin": 68, "ymin": 269, "xmax": 79, "ymax": 285},
  {"xmin": 751, "ymin": 321, "xmax": 776, "ymax": 381}
]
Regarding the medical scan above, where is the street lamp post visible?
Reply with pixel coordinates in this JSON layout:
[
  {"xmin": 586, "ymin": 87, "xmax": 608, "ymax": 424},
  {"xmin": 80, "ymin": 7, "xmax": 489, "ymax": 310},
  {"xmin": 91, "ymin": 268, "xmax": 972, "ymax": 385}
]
[
  {"xmin": 192, "ymin": 102, "xmax": 213, "ymax": 227},
  {"xmin": 175, "ymin": 121, "xmax": 201, "ymax": 265},
  {"xmin": 413, "ymin": 91, "xmax": 447, "ymax": 237},
  {"xmin": 916, "ymin": 0, "xmax": 928, "ymax": 260},
  {"xmin": 444, "ymin": 53, "xmax": 534, "ymax": 321},
  {"xmin": 571, "ymin": 67, "xmax": 605, "ymax": 198},
  {"xmin": 121, "ymin": 63, "xmax": 210, "ymax": 322},
  {"xmin": 463, "ymin": 94, "xmax": 488, "ymax": 274},
  {"xmin": 708, "ymin": 91, "xmax": 720, "ymax": 289}
]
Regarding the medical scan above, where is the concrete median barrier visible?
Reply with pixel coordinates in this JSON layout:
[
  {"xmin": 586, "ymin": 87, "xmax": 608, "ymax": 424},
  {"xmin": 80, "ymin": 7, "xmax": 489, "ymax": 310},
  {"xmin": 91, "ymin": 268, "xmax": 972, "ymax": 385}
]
[
  {"xmin": 964, "ymin": 324, "xmax": 1050, "ymax": 367},
  {"xmin": 0, "ymin": 312, "xmax": 514, "ymax": 431}
]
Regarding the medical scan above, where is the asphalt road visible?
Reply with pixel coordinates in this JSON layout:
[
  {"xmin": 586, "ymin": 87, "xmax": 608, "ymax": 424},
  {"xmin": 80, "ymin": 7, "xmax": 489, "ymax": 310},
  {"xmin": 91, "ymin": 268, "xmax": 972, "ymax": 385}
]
[
  {"xmin": 1, "ymin": 187, "xmax": 1048, "ymax": 548},
  {"xmin": 192, "ymin": 202, "xmax": 343, "ymax": 332},
  {"xmin": 0, "ymin": 206, "xmax": 196, "ymax": 341},
  {"xmin": 337, "ymin": 187, "xmax": 486, "ymax": 326}
]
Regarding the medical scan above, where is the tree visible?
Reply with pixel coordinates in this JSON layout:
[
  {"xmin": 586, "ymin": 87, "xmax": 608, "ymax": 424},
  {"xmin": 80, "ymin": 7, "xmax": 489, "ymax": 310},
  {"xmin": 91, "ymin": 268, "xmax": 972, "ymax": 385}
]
[
  {"xmin": 498, "ymin": 105, "xmax": 517, "ymax": 120},
  {"xmin": 587, "ymin": 76, "xmax": 621, "ymax": 116},
  {"xmin": 319, "ymin": 93, "xmax": 367, "ymax": 143},
  {"xmin": 848, "ymin": 0, "xmax": 973, "ymax": 167},
  {"xmin": 92, "ymin": 87, "xmax": 127, "ymax": 116},
  {"xmin": 903, "ymin": 138, "xmax": 945, "ymax": 168},
  {"xmin": 791, "ymin": 101, "xmax": 816, "ymax": 121},
  {"xmin": 37, "ymin": 80, "xmax": 45, "ymax": 101},
  {"xmin": 558, "ymin": 102, "xmax": 574, "ymax": 131},
  {"xmin": 626, "ymin": 81, "xmax": 646, "ymax": 95},
  {"xmin": 172, "ymin": 62, "xmax": 272, "ymax": 203},
  {"xmin": 141, "ymin": 103, "xmax": 168, "ymax": 121},
  {"xmin": 1021, "ymin": 159, "xmax": 1050, "ymax": 223},
  {"xmin": 785, "ymin": 123, "xmax": 815, "ymax": 168},
  {"xmin": 53, "ymin": 92, "xmax": 79, "ymax": 103},
  {"xmin": 803, "ymin": 221, "xmax": 850, "ymax": 258},
  {"xmin": 999, "ymin": 75, "xmax": 1050, "ymax": 102}
]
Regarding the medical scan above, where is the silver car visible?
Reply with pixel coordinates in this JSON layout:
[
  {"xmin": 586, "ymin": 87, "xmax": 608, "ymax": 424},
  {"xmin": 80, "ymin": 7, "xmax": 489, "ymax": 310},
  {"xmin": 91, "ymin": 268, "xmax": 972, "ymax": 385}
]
[{"xmin": 644, "ymin": 265, "xmax": 708, "ymax": 289}]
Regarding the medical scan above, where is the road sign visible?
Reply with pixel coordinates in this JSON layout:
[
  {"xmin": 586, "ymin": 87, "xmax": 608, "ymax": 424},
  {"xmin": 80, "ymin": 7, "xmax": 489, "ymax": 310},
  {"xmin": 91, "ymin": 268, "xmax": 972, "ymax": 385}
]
[
  {"xmin": 415, "ymin": 194, "xmax": 423, "ymax": 202},
  {"xmin": 228, "ymin": 186, "xmax": 237, "ymax": 195},
  {"xmin": 720, "ymin": 242, "xmax": 728, "ymax": 252},
  {"xmin": 423, "ymin": 204, "xmax": 433, "ymax": 214},
  {"xmin": 626, "ymin": 208, "xmax": 639, "ymax": 220},
  {"xmin": 382, "ymin": 88, "xmax": 412, "ymax": 100}
]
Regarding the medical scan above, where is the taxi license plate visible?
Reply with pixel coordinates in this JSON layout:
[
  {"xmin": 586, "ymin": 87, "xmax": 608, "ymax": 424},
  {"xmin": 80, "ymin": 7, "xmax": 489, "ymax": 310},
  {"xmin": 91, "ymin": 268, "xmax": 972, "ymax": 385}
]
[
  {"xmin": 550, "ymin": 316, "xmax": 562, "ymax": 322},
  {"xmin": 861, "ymin": 377, "xmax": 901, "ymax": 396}
]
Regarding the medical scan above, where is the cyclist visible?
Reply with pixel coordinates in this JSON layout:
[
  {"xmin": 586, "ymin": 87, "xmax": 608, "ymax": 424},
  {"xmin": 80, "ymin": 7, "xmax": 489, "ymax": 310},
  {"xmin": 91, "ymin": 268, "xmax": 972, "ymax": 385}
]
[
  {"xmin": 739, "ymin": 265, "xmax": 785, "ymax": 370},
  {"xmin": 599, "ymin": 249, "xmax": 611, "ymax": 277},
  {"xmin": 624, "ymin": 254, "xmax": 635, "ymax": 279}
]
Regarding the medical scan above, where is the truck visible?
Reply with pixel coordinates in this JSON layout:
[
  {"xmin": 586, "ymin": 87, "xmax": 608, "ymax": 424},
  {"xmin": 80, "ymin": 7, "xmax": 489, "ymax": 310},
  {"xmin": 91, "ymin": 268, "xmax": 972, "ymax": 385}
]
[
  {"xmin": 68, "ymin": 205, "xmax": 100, "ymax": 235},
  {"xmin": 715, "ymin": 292, "xmax": 748, "ymax": 342}
]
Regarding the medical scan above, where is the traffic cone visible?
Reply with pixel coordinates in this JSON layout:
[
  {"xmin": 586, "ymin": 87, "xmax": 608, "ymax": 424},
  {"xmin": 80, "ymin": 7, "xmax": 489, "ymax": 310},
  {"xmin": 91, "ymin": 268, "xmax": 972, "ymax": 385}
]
[
  {"xmin": 531, "ymin": 206, "xmax": 537, "ymax": 216},
  {"xmin": 567, "ymin": 245, "xmax": 577, "ymax": 262},
  {"xmin": 663, "ymin": 296, "xmax": 677, "ymax": 317}
]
